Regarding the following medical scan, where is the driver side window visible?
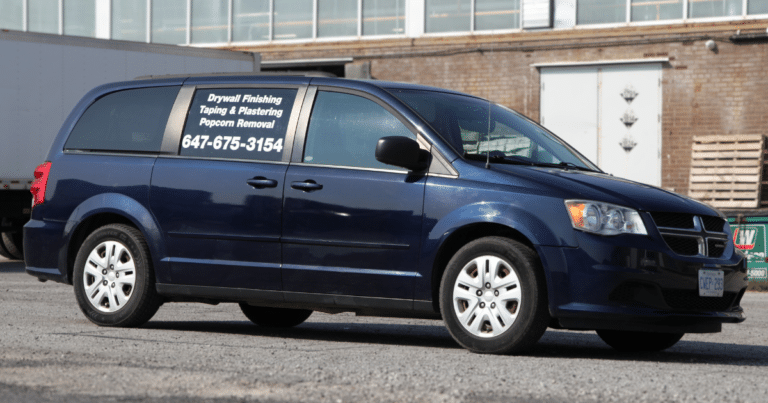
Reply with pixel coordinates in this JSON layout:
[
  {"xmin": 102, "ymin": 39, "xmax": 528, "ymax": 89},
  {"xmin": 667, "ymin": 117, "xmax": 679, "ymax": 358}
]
[{"xmin": 303, "ymin": 91, "xmax": 416, "ymax": 170}]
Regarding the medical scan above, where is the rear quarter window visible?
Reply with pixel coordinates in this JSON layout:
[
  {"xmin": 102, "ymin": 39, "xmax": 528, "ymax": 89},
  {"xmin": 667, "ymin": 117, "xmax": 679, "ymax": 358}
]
[
  {"xmin": 179, "ymin": 88, "xmax": 298, "ymax": 161},
  {"xmin": 64, "ymin": 86, "xmax": 180, "ymax": 153}
]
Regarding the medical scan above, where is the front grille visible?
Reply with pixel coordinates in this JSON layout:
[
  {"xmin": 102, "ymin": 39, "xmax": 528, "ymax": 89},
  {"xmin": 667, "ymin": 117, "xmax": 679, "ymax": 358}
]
[
  {"xmin": 650, "ymin": 212, "xmax": 694, "ymax": 229},
  {"xmin": 651, "ymin": 212, "xmax": 729, "ymax": 258},
  {"xmin": 701, "ymin": 216, "xmax": 726, "ymax": 232},
  {"xmin": 609, "ymin": 282, "xmax": 666, "ymax": 309},
  {"xmin": 661, "ymin": 289, "xmax": 737, "ymax": 312},
  {"xmin": 663, "ymin": 235, "xmax": 700, "ymax": 256},
  {"xmin": 611, "ymin": 283, "xmax": 743, "ymax": 312},
  {"xmin": 708, "ymin": 239, "xmax": 726, "ymax": 258}
]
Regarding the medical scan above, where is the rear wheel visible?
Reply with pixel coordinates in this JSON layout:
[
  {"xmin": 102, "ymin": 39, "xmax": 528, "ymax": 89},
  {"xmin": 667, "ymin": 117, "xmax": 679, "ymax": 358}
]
[
  {"xmin": 1, "ymin": 231, "xmax": 23, "ymax": 260},
  {"xmin": 239, "ymin": 303, "xmax": 313, "ymax": 328},
  {"xmin": 439, "ymin": 237, "xmax": 549, "ymax": 354},
  {"xmin": 0, "ymin": 234, "xmax": 14, "ymax": 259},
  {"xmin": 73, "ymin": 224, "xmax": 162, "ymax": 327},
  {"xmin": 597, "ymin": 330, "xmax": 684, "ymax": 352}
]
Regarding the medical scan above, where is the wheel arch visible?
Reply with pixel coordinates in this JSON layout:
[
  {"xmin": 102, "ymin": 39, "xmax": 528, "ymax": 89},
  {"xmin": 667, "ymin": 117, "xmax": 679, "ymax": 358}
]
[
  {"xmin": 62, "ymin": 194, "xmax": 166, "ymax": 285},
  {"xmin": 422, "ymin": 200, "xmax": 573, "ymax": 314},
  {"xmin": 430, "ymin": 223, "xmax": 540, "ymax": 313}
]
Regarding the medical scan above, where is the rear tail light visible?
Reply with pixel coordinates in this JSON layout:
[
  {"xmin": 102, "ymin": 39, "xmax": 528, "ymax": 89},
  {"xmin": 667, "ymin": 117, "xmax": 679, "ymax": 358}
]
[{"xmin": 31, "ymin": 162, "xmax": 51, "ymax": 207}]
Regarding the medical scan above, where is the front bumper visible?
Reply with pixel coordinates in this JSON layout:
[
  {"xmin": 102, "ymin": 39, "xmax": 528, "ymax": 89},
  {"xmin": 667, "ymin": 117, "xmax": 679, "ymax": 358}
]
[{"xmin": 537, "ymin": 231, "xmax": 748, "ymax": 334}]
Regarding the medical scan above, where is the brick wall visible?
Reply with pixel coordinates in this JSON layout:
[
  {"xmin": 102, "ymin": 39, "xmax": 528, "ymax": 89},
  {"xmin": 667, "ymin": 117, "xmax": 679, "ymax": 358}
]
[{"xmin": 228, "ymin": 20, "xmax": 768, "ymax": 195}]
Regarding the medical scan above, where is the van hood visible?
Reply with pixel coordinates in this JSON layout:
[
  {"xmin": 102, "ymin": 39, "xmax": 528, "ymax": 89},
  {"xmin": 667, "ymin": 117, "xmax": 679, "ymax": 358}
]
[{"xmin": 492, "ymin": 165, "xmax": 722, "ymax": 217}]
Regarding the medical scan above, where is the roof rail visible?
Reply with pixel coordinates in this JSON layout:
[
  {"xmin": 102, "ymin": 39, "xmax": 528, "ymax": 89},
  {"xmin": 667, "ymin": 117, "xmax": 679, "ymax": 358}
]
[{"xmin": 133, "ymin": 71, "xmax": 337, "ymax": 80}]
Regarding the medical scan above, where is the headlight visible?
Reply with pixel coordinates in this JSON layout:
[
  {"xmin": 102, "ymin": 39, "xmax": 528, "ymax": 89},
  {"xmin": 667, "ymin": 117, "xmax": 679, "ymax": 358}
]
[{"xmin": 564, "ymin": 200, "xmax": 647, "ymax": 236}]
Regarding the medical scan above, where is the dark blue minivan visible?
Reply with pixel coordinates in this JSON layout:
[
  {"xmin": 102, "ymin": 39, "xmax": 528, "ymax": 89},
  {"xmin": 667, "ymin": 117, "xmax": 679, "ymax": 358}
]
[{"xmin": 25, "ymin": 75, "xmax": 747, "ymax": 354}]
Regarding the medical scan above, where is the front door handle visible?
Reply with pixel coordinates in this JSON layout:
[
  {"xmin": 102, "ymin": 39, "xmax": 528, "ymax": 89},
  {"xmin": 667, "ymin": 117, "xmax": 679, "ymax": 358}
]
[
  {"xmin": 290, "ymin": 180, "xmax": 323, "ymax": 192},
  {"xmin": 247, "ymin": 177, "xmax": 278, "ymax": 189}
]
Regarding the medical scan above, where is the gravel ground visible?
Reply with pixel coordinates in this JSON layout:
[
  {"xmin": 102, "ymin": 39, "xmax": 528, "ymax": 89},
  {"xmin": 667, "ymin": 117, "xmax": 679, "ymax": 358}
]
[{"xmin": 2, "ymin": 256, "xmax": 767, "ymax": 403}]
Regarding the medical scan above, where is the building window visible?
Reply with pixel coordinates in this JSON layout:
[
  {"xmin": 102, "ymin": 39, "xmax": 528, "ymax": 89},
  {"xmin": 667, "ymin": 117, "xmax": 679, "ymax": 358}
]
[
  {"xmin": 64, "ymin": 0, "xmax": 96, "ymax": 37},
  {"xmin": 750, "ymin": 0, "xmax": 768, "ymax": 14},
  {"xmin": 191, "ymin": 0, "xmax": 228, "ymax": 43},
  {"xmin": 426, "ymin": 0, "xmax": 471, "ymax": 33},
  {"xmin": 688, "ymin": 0, "xmax": 742, "ymax": 18},
  {"xmin": 319, "ymin": 0, "xmax": 358, "ymax": 37},
  {"xmin": 425, "ymin": 0, "xmax": 523, "ymax": 33},
  {"xmin": 112, "ymin": 0, "xmax": 147, "ymax": 41},
  {"xmin": 475, "ymin": 0, "xmax": 520, "ymax": 30},
  {"xmin": 152, "ymin": 0, "xmax": 187, "ymax": 44},
  {"xmin": 0, "ymin": 0, "xmax": 23, "ymax": 30},
  {"xmin": 631, "ymin": 0, "xmax": 683, "ymax": 22},
  {"xmin": 5, "ymin": 0, "xmax": 768, "ymax": 45},
  {"xmin": 28, "ymin": 0, "xmax": 59, "ymax": 34},
  {"xmin": 274, "ymin": 0, "xmax": 313, "ymax": 40},
  {"xmin": 233, "ymin": 0, "xmax": 269, "ymax": 42},
  {"xmin": 363, "ymin": 0, "xmax": 405, "ymax": 35},
  {"xmin": 577, "ymin": 0, "xmax": 626, "ymax": 25}
]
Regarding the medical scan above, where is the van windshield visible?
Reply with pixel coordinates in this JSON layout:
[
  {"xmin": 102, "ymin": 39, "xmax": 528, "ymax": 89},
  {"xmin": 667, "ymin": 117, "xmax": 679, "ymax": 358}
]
[{"xmin": 389, "ymin": 89, "xmax": 599, "ymax": 171}]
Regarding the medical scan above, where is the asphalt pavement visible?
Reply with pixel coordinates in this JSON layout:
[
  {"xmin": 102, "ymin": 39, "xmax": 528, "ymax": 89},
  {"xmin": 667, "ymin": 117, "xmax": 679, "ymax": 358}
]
[{"xmin": 2, "ymin": 256, "xmax": 767, "ymax": 403}]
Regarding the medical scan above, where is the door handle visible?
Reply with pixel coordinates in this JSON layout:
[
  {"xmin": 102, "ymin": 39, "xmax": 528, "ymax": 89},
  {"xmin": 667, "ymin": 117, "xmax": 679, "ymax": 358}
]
[
  {"xmin": 246, "ymin": 177, "xmax": 278, "ymax": 189},
  {"xmin": 290, "ymin": 180, "xmax": 323, "ymax": 192}
]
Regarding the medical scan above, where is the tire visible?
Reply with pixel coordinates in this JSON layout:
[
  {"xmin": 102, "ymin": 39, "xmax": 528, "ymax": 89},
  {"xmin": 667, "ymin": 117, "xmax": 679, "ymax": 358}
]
[
  {"xmin": 73, "ymin": 224, "xmax": 162, "ymax": 327},
  {"xmin": 439, "ymin": 236, "xmax": 549, "ymax": 354},
  {"xmin": 1, "ymin": 231, "xmax": 23, "ymax": 260},
  {"xmin": 597, "ymin": 330, "xmax": 684, "ymax": 352},
  {"xmin": 239, "ymin": 303, "xmax": 313, "ymax": 328},
  {"xmin": 0, "ymin": 234, "xmax": 14, "ymax": 260}
]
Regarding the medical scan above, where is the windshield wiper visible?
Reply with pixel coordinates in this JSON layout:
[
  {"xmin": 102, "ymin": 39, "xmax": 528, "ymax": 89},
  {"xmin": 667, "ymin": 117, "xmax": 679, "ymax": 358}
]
[
  {"xmin": 553, "ymin": 161, "xmax": 598, "ymax": 172},
  {"xmin": 463, "ymin": 152, "xmax": 534, "ymax": 166},
  {"xmin": 464, "ymin": 152, "xmax": 598, "ymax": 172},
  {"xmin": 528, "ymin": 161, "xmax": 598, "ymax": 172}
]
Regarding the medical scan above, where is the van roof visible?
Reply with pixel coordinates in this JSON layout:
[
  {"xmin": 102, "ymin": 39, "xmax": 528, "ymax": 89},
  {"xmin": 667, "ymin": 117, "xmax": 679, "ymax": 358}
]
[{"xmin": 129, "ymin": 73, "xmax": 478, "ymax": 99}]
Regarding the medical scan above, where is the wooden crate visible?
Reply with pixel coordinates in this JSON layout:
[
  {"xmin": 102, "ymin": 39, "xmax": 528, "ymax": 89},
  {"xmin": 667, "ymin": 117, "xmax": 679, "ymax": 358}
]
[{"xmin": 688, "ymin": 134, "xmax": 766, "ymax": 209}]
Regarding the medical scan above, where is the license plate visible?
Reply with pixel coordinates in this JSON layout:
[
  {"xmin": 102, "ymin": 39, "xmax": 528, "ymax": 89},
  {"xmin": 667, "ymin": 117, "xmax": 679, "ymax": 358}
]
[{"xmin": 698, "ymin": 269, "xmax": 724, "ymax": 297}]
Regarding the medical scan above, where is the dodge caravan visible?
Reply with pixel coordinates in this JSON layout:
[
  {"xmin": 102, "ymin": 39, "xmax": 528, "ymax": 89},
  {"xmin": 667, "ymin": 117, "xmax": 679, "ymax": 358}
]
[{"xmin": 25, "ymin": 75, "xmax": 747, "ymax": 354}]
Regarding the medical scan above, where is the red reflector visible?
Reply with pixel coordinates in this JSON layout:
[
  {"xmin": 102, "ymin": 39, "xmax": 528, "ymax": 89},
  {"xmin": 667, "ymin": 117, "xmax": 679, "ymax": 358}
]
[{"xmin": 30, "ymin": 162, "xmax": 51, "ymax": 207}]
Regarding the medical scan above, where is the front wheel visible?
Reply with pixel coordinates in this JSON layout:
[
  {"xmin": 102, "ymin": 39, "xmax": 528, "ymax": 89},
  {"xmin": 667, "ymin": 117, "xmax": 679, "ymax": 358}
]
[
  {"xmin": 439, "ymin": 237, "xmax": 549, "ymax": 354},
  {"xmin": 239, "ymin": 303, "xmax": 313, "ymax": 328},
  {"xmin": 73, "ymin": 224, "xmax": 162, "ymax": 327},
  {"xmin": 597, "ymin": 330, "xmax": 684, "ymax": 352}
]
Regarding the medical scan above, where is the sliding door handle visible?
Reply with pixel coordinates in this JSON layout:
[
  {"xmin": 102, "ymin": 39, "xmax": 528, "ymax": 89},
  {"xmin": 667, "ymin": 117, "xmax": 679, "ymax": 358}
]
[{"xmin": 247, "ymin": 177, "xmax": 278, "ymax": 189}]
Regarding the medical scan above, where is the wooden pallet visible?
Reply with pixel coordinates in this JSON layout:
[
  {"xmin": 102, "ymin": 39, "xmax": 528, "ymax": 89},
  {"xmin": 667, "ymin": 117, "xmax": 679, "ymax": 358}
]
[{"xmin": 688, "ymin": 134, "xmax": 766, "ymax": 209}]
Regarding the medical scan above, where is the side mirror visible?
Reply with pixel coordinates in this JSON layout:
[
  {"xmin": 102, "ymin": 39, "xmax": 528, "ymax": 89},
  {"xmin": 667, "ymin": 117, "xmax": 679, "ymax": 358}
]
[{"xmin": 375, "ymin": 136, "xmax": 429, "ymax": 172}]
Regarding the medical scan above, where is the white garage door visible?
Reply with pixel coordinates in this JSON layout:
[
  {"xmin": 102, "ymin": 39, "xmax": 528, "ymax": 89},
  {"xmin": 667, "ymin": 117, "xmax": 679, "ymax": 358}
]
[{"xmin": 540, "ymin": 63, "xmax": 662, "ymax": 187}]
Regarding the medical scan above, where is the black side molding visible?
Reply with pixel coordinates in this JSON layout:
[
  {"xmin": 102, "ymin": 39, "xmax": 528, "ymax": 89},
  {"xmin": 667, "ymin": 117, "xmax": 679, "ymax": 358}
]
[{"xmin": 156, "ymin": 284, "xmax": 440, "ymax": 319}]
